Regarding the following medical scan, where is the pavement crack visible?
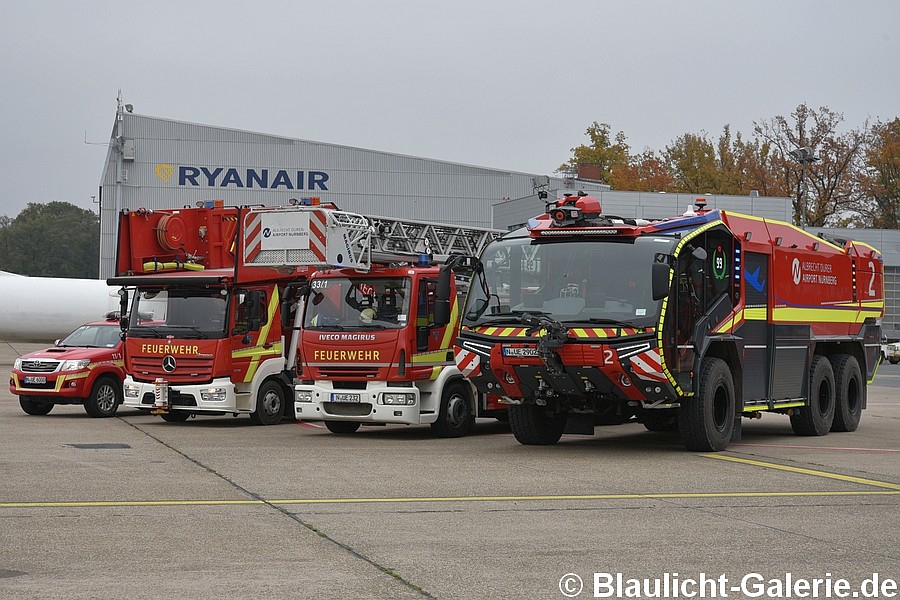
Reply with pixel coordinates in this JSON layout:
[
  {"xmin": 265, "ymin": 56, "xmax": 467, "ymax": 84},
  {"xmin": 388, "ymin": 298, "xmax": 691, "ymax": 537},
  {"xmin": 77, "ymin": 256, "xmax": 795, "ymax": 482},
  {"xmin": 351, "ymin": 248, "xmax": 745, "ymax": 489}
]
[{"xmin": 120, "ymin": 418, "xmax": 435, "ymax": 599}]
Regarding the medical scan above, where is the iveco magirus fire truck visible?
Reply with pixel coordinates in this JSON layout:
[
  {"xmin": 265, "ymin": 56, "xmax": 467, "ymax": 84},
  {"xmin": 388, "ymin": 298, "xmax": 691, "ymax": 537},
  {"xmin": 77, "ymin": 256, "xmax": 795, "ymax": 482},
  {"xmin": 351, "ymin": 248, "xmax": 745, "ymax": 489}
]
[
  {"xmin": 449, "ymin": 194, "xmax": 884, "ymax": 451},
  {"xmin": 274, "ymin": 214, "xmax": 503, "ymax": 436},
  {"xmin": 108, "ymin": 200, "xmax": 338, "ymax": 424}
]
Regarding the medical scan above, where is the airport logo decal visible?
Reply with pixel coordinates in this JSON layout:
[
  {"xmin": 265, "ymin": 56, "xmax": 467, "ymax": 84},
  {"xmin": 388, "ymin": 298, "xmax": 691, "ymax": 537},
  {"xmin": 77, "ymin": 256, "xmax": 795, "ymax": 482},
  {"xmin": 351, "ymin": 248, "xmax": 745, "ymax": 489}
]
[
  {"xmin": 155, "ymin": 164, "xmax": 330, "ymax": 191},
  {"xmin": 155, "ymin": 164, "xmax": 175, "ymax": 184}
]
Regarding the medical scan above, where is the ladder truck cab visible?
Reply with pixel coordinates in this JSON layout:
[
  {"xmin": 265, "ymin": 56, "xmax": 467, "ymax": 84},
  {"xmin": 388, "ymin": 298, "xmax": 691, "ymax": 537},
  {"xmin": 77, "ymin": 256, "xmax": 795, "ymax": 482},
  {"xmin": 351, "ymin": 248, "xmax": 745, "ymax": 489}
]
[
  {"xmin": 281, "ymin": 215, "xmax": 504, "ymax": 436},
  {"xmin": 108, "ymin": 200, "xmax": 335, "ymax": 424},
  {"xmin": 450, "ymin": 194, "xmax": 884, "ymax": 451}
]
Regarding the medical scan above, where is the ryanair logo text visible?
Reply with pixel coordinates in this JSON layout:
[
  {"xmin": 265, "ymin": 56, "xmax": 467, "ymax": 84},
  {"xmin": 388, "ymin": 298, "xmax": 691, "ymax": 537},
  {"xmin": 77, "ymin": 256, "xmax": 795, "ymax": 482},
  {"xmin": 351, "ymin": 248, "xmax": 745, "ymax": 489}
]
[{"xmin": 156, "ymin": 164, "xmax": 329, "ymax": 191}]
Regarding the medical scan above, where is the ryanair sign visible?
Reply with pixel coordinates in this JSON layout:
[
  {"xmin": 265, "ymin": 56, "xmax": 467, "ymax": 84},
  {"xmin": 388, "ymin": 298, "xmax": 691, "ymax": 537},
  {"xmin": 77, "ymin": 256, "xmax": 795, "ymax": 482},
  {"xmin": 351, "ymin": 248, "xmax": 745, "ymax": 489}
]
[{"xmin": 155, "ymin": 164, "xmax": 330, "ymax": 191}]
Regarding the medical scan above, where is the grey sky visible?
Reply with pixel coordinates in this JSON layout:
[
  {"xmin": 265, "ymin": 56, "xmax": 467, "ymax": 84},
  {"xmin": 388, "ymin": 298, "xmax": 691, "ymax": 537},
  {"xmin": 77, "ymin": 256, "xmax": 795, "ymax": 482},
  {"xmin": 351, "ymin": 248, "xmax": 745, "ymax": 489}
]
[{"xmin": 1, "ymin": 0, "xmax": 897, "ymax": 219}]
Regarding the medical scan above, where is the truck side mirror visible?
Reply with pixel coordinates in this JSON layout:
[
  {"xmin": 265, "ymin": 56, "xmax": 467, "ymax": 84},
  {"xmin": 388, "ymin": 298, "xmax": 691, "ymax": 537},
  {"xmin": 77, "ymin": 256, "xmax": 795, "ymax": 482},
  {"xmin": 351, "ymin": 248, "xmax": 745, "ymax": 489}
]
[
  {"xmin": 434, "ymin": 265, "xmax": 452, "ymax": 327},
  {"xmin": 118, "ymin": 288, "xmax": 129, "ymax": 332},
  {"xmin": 651, "ymin": 262, "xmax": 671, "ymax": 301}
]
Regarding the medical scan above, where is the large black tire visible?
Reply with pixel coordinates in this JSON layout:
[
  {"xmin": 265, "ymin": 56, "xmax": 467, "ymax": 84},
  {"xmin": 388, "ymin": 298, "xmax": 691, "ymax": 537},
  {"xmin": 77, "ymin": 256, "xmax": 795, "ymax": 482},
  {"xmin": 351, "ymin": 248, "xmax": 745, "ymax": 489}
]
[
  {"xmin": 19, "ymin": 396, "xmax": 54, "ymax": 416},
  {"xmin": 431, "ymin": 381, "xmax": 474, "ymax": 438},
  {"xmin": 890, "ymin": 358, "xmax": 899, "ymax": 365},
  {"xmin": 508, "ymin": 404, "xmax": 566, "ymax": 445},
  {"xmin": 83, "ymin": 377, "xmax": 121, "ymax": 418},
  {"xmin": 249, "ymin": 379, "xmax": 285, "ymax": 425},
  {"xmin": 160, "ymin": 411, "xmax": 191, "ymax": 422},
  {"xmin": 325, "ymin": 420, "xmax": 361, "ymax": 434},
  {"xmin": 678, "ymin": 357, "xmax": 735, "ymax": 451},
  {"xmin": 830, "ymin": 353, "xmax": 863, "ymax": 432},
  {"xmin": 791, "ymin": 354, "xmax": 835, "ymax": 436}
]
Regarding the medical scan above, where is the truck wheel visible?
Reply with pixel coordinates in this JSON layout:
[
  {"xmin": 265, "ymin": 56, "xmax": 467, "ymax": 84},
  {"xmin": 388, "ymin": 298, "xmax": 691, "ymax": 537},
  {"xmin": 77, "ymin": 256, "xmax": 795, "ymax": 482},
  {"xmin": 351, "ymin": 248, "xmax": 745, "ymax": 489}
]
[
  {"xmin": 829, "ymin": 353, "xmax": 862, "ymax": 432},
  {"xmin": 325, "ymin": 420, "xmax": 361, "ymax": 434},
  {"xmin": 249, "ymin": 380, "xmax": 285, "ymax": 426},
  {"xmin": 678, "ymin": 357, "xmax": 735, "ymax": 451},
  {"xmin": 19, "ymin": 396, "xmax": 54, "ymax": 415},
  {"xmin": 431, "ymin": 381, "xmax": 474, "ymax": 438},
  {"xmin": 890, "ymin": 358, "xmax": 899, "ymax": 365},
  {"xmin": 160, "ymin": 411, "xmax": 191, "ymax": 422},
  {"xmin": 83, "ymin": 377, "xmax": 121, "ymax": 418},
  {"xmin": 791, "ymin": 355, "xmax": 835, "ymax": 436},
  {"xmin": 508, "ymin": 404, "xmax": 566, "ymax": 445}
]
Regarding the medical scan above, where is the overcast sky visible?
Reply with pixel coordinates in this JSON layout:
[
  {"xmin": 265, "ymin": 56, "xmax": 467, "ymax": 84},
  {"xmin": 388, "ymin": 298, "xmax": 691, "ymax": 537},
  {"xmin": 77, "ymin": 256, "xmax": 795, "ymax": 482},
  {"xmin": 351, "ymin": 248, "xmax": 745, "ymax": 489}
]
[{"xmin": 1, "ymin": 0, "xmax": 897, "ymax": 218}]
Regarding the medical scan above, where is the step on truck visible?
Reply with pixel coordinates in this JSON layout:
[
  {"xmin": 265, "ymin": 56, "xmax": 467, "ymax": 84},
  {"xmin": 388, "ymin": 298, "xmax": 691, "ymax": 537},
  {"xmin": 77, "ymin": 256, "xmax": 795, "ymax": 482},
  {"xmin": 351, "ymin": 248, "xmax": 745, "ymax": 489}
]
[
  {"xmin": 449, "ymin": 194, "xmax": 884, "ymax": 451},
  {"xmin": 249, "ymin": 209, "xmax": 505, "ymax": 436},
  {"xmin": 108, "ymin": 199, "xmax": 343, "ymax": 424}
]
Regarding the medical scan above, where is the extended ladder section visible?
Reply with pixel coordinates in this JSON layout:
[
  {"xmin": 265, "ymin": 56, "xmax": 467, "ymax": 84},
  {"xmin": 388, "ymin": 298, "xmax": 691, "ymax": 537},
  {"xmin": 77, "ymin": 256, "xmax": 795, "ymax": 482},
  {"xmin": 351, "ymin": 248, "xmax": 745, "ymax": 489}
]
[{"xmin": 243, "ymin": 205, "xmax": 501, "ymax": 271}]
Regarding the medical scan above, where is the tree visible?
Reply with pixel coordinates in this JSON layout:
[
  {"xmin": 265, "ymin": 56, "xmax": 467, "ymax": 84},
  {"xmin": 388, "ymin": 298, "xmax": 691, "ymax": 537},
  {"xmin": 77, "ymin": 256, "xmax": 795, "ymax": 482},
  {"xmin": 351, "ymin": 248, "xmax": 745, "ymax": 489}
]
[
  {"xmin": 0, "ymin": 202, "xmax": 100, "ymax": 277},
  {"xmin": 608, "ymin": 150, "xmax": 673, "ymax": 192},
  {"xmin": 854, "ymin": 118, "xmax": 900, "ymax": 228},
  {"xmin": 753, "ymin": 103, "xmax": 869, "ymax": 227},
  {"xmin": 664, "ymin": 131, "xmax": 721, "ymax": 194},
  {"xmin": 558, "ymin": 122, "xmax": 631, "ymax": 183}
]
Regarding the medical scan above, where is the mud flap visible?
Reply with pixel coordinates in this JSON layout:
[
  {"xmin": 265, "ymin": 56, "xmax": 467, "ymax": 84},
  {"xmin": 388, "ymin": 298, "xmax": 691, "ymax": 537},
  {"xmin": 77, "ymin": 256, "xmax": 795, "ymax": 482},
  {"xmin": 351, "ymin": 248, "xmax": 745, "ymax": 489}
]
[{"xmin": 564, "ymin": 413, "xmax": 595, "ymax": 435}]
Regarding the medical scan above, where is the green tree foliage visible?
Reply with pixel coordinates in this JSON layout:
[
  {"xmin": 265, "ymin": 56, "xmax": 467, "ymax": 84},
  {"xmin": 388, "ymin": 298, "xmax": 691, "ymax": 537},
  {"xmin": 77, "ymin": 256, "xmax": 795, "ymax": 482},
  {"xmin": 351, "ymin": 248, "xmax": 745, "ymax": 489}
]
[
  {"xmin": 558, "ymin": 122, "xmax": 631, "ymax": 183},
  {"xmin": 560, "ymin": 103, "xmax": 893, "ymax": 227},
  {"xmin": 854, "ymin": 118, "xmax": 900, "ymax": 228},
  {"xmin": 0, "ymin": 202, "xmax": 99, "ymax": 277}
]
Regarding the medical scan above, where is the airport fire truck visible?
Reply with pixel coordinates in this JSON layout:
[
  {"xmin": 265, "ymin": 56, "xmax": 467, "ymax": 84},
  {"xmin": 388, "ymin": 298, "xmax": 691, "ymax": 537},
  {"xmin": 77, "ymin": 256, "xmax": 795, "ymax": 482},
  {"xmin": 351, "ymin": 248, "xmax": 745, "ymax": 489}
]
[
  {"xmin": 269, "ymin": 213, "xmax": 504, "ymax": 436},
  {"xmin": 450, "ymin": 194, "xmax": 884, "ymax": 451},
  {"xmin": 108, "ymin": 200, "xmax": 333, "ymax": 424}
]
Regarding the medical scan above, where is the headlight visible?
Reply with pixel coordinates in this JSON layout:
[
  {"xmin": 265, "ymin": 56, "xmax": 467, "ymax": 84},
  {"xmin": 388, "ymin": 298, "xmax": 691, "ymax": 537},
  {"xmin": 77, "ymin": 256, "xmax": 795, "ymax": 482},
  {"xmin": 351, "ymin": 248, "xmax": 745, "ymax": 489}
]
[
  {"xmin": 61, "ymin": 359, "xmax": 91, "ymax": 371},
  {"xmin": 381, "ymin": 392, "xmax": 415, "ymax": 405},
  {"xmin": 200, "ymin": 388, "xmax": 227, "ymax": 402},
  {"xmin": 295, "ymin": 390, "xmax": 313, "ymax": 403},
  {"xmin": 124, "ymin": 384, "xmax": 141, "ymax": 399},
  {"xmin": 13, "ymin": 358, "xmax": 21, "ymax": 370}
]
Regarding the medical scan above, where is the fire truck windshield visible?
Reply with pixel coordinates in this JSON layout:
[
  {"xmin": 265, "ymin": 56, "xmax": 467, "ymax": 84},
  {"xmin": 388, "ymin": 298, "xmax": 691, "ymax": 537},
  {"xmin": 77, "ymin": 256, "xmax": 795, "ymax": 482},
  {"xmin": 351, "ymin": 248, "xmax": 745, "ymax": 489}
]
[
  {"xmin": 304, "ymin": 277, "xmax": 411, "ymax": 330},
  {"xmin": 127, "ymin": 288, "xmax": 228, "ymax": 339},
  {"xmin": 462, "ymin": 236, "xmax": 676, "ymax": 328}
]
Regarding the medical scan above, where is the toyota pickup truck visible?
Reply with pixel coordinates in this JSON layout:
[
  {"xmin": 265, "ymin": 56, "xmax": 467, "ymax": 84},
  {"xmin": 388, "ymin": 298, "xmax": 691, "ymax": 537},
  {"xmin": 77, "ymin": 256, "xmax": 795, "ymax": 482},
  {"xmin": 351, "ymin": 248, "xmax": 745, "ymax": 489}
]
[{"xmin": 9, "ymin": 317, "xmax": 125, "ymax": 417}]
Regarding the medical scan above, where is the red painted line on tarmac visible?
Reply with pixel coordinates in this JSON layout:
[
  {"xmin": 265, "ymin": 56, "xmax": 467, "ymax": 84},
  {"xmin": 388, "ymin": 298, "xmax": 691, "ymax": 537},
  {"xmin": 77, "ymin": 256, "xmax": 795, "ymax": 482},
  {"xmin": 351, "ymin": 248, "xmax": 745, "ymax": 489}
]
[
  {"xmin": 733, "ymin": 443, "xmax": 900, "ymax": 453},
  {"xmin": 294, "ymin": 421, "xmax": 323, "ymax": 428}
]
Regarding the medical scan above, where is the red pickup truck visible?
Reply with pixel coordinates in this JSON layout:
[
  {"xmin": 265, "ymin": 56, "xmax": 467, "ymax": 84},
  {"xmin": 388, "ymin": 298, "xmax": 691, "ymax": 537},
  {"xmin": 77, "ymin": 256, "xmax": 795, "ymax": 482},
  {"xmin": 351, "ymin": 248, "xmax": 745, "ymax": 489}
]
[{"xmin": 9, "ymin": 318, "xmax": 125, "ymax": 417}]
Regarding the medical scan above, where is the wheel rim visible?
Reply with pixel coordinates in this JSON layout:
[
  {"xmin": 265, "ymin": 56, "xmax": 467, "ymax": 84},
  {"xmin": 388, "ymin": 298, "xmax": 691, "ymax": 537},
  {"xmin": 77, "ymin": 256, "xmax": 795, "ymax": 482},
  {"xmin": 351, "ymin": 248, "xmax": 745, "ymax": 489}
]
[
  {"xmin": 97, "ymin": 385, "xmax": 117, "ymax": 412},
  {"xmin": 712, "ymin": 384, "xmax": 730, "ymax": 431},
  {"xmin": 816, "ymin": 378, "xmax": 833, "ymax": 414},
  {"xmin": 262, "ymin": 389, "xmax": 282, "ymax": 417},
  {"xmin": 445, "ymin": 392, "xmax": 469, "ymax": 428},
  {"xmin": 846, "ymin": 377, "xmax": 860, "ymax": 414}
]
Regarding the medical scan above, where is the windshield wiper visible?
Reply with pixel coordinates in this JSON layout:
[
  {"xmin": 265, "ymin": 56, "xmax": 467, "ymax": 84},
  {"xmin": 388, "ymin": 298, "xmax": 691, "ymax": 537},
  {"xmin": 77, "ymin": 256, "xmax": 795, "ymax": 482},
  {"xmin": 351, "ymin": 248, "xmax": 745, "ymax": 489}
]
[{"xmin": 564, "ymin": 317, "xmax": 640, "ymax": 328}]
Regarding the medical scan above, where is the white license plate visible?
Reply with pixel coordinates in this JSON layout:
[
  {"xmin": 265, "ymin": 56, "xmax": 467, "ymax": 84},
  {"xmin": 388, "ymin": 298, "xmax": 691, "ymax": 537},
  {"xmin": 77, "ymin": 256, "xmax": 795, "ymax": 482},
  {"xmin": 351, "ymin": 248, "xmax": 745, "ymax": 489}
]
[
  {"xmin": 502, "ymin": 347, "xmax": 538, "ymax": 357},
  {"xmin": 24, "ymin": 376, "xmax": 47, "ymax": 384},
  {"xmin": 331, "ymin": 393, "xmax": 361, "ymax": 403}
]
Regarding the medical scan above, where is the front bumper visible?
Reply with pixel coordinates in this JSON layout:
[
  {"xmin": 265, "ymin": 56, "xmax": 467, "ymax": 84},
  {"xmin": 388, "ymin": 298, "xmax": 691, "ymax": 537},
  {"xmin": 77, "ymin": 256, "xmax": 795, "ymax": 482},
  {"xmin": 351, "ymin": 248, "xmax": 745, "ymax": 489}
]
[
  {"xmin": 294, "ymin": 381, "xmax": 423, "ymax": 424},
  {"xmin": 121, "ymin": 375, "xmax": 239, "ymax": 413},
  {"xmin": 9, "ymin": 370, "xmax": 90, "ymax": 399}
]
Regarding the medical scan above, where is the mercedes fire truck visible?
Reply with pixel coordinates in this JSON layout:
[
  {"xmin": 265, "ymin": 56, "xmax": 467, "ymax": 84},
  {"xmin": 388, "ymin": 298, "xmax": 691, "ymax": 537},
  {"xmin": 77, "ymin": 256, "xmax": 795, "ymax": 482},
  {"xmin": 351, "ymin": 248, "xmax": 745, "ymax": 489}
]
[
  {"xmin": 450, "ymin": 194, "xmax": 884, "ymax": 451},
  {"xmin": 108, "ymin": 200, "xmax": 337, "ymax": 424}
]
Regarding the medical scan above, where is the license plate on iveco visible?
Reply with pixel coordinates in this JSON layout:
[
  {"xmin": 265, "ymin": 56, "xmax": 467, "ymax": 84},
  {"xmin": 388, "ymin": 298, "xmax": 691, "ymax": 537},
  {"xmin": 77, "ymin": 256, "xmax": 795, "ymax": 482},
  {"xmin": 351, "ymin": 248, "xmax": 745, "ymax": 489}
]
[{"xmin": 331, "ymin": 393, "xmax": 361, "ymax": 403}]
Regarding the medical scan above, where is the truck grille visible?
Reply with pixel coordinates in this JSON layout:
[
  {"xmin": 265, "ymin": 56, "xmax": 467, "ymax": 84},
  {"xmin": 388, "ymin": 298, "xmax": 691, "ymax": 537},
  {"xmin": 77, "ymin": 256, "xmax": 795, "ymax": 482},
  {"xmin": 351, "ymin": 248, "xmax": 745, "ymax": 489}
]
[
  {"xmin": 20, "ymin": 360, "xmax": 60, "ymax": 373},
  {"xmin": 130, "ymin": 356, "xmax": 214, "ymax": 384},
  {"xmin": 317, "ymin": 366, "xmax": 380, "ymax": 379},
  {"xmin": 323, "ymin": 402, "xmax": 373, "ymax": 417}
]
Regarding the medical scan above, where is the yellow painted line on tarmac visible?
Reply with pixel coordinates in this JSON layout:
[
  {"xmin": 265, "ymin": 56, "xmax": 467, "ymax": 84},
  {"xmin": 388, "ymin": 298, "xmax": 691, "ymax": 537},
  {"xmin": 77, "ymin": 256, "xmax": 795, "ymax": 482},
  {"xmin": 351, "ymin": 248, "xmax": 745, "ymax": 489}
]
[
  {"xmin": 705, "ymin": 454, "xmax": 900, "ymax": 491},
  {"xmin": 2, "ymin": 489, "xmax": 899, "ymax": 510}
]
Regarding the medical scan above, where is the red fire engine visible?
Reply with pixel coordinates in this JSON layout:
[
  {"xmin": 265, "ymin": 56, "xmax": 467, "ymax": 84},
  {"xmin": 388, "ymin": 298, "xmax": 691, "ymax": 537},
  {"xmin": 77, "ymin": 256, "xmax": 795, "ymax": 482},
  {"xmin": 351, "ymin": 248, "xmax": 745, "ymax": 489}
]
[
  {"xmin": 450, "ymin": 194, "xmax": 884, "ymax": 451},
  {"xmin": 248, "ymin": 210, "xmax": 504, "ymax": 436},
  {"xmin": 108, "ymin": 200, "xmax": 333, "ymax": 423}
]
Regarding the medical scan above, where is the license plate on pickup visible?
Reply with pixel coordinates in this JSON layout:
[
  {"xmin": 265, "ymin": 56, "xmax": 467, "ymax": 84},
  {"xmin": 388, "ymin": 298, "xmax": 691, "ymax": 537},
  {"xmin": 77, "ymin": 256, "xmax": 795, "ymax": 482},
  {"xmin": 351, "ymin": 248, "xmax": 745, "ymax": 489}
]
[
  {"xmin": 24, "ymin": 376, "xmax": 47, "ymax": 384},
  {"xmin": 331, "ymin": 393, "xmax": 361, "ymax": 403}
]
